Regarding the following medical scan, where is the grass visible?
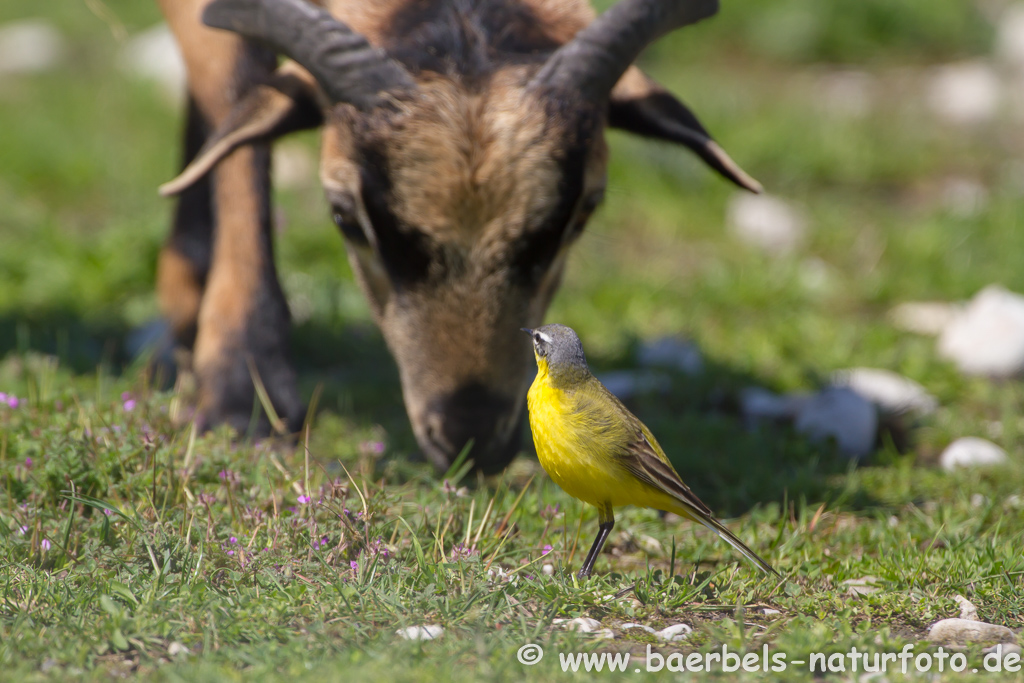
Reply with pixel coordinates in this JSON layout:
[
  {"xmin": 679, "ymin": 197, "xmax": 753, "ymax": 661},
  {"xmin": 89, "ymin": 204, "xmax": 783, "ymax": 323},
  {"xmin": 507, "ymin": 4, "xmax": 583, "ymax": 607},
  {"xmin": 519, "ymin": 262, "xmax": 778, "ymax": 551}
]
[{"xmin": 2, "ymin": 0, "xmax": 1024, "ymax": 680}]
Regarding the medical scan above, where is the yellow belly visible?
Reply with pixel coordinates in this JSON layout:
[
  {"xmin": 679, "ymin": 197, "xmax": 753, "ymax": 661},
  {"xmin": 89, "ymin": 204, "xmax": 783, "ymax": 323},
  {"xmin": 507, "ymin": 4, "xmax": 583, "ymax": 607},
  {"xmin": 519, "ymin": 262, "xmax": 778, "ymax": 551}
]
[{"xmin": 527, "ymin": 375, "xmax": 680, "ymax": 513}]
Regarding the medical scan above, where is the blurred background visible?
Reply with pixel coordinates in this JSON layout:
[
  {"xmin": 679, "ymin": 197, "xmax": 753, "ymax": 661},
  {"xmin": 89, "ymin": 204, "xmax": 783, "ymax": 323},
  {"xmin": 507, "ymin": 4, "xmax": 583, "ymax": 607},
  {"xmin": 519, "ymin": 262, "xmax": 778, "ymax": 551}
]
[{"xmin": 1, "ymin": 0, "xmax": 1021, "ymax": 511}]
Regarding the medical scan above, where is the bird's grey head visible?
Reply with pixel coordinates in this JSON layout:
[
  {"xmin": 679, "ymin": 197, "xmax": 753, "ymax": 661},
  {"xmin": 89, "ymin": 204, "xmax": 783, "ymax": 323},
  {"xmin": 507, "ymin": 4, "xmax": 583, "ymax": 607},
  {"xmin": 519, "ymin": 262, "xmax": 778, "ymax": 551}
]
[{"xmin": 523, "ymin": 324, "xmax": 589, "ymax": 374}]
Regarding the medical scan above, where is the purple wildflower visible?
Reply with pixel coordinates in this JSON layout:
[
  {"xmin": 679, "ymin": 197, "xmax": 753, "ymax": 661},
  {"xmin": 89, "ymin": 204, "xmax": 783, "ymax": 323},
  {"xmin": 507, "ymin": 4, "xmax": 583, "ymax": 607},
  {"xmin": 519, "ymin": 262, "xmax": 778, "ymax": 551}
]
[
  {"xmin": 229, "ymin": 536, "xmax": 238, "ymax": 544},
  {"xmin": 540, "ymin": 503, "xmax": 561, "ymax": 520},
  {"xmin": 542, "ymin": 544, "xmax": 553, "ymax": 556},
  {"xmin": 7, "ymin": 395, "xmax": 19, "ymax": 408},
  {"xmin": 350, "ymin": 560, "xmax": 358, "ymax": 571},
  {"xmin": 24, "ymin": 457, "xmax": 32, "ymax": 468},
  {"xmin": 123, "ymin": 399, "xmax": 136, "ymax": 412},
  {"xmin": 103, "ymin": 509, "xmax": 113, "ymax": 516},
  {"xmin": 41, "ymin": 539, "xmax": 51, "ymax": 551},
  {"xmin": 360, "ymin": 440, "xmax": 385, "ymax": 455},
  {"xmin": 227, "ymin": 550, "xmax": 235, "ymax": 556},
  {"xmin": 18, "ymin": 526, "xmax": 28, "ymax": 536},
  {"xmin": 298, "ymin": 495, "xmax": 311, "ymax": 505}
]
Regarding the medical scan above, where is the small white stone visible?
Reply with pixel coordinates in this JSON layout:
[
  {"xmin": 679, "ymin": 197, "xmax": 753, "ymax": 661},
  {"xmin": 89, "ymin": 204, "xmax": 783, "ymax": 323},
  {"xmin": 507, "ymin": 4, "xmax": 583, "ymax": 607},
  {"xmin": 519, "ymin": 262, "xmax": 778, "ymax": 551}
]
[
  {"xmin": 814, "ymin": 69, "xmax": 876, "ymax": 119},
  {"xmin": 0, "ymin": 20, "xmax": 64, "ymax": 75},
  {"xmin": 396, "ymin": 625, "xmax": 444, "ymax": 641},
  {"xmin": 167, "ymin": 642, "xmax": 189, "ymax": 656},
  {"xmin": 843, "ymin": 576, "xmax": 882, "ymax": 598},
  {"xmin": 942, "ymin": 177, "xmax": 989, "ymax": 218},
  {"xmin": 620, "ymin": 623, "xmax": 657, "ymax": 634},
  {"xmin": 830, "ymin": 367, "xmax": 938, "ymax": 417},
  {"xmin": 983, "ymin": 643, "xmax": 1023, "ymax": 657},
  {"xmin": 597, "ymin": 370, "xmax": 671, "ymax": 401},
  {"xmin": 119, "ymin": 24, "xmax": 186, "ymax": 105},
  {"xmin": 639, "ymin": 535, "xmax": 662, "ymax": 554},
  {"xmin": 889, "ymin": 301, "xmax": 962, "ymax": 336},
  {"xmin": 1005, "ymin": 494, "xmax": 1023, "ymax": 509},
  {"xmin": 727, "ymin": 193, "xmax": 807, "ymax": 255},
  {"xmin": 799, "ymin": 258, "xmax": 835, "ymax": 294},
  {"xmin": 273, "ymin": 142, "xmax": 316, "ymax": 190},
  {"xmin": 971, "ymin": 493, "xmax": 988, "ymax": 508},
  {"xmin": 939, "ymin": 437, "xmax": 1008, "ymax": 471},
  {"xmin": 542, "ymin": 563, "xmax": 554, "ymax": 576},
  {"xmin": 954, "ymin": 595, "xmax": 979, "ymax": 622},
  {"xmin": 565, "ymin": 617, "xmax": 602, "ymax": 633},
  {"xmin": 928, "ymin": 618, "xmax": 1014, "ymax": 646},
  {"xmin": 926, "ymin": 62, "xmax": 1001, "ymax": 126},
  {"xmin": 938, "ymin": 285, "xmax": 1024, "ymax": 377},
  {"xmin": 593, "ymin": 629, "xmax": 616, "ymax": 640},
  {"xmin": 996, "ymin": 4, "xmax": 1024, "ymax": 69},
  {"xmin": 654, "ymin": 623, "xmax": 692, "ymax": 642},
  {"xmin": 636, "ymin": 336, "xmax": 703, "ymax": 375},
  {"xmin": 762, "ymin": 608, "xmax": 781, "ymax": 615},
  {"xmin": 794, "ymin": 387, "xmax": 878, "ymax": 459}
]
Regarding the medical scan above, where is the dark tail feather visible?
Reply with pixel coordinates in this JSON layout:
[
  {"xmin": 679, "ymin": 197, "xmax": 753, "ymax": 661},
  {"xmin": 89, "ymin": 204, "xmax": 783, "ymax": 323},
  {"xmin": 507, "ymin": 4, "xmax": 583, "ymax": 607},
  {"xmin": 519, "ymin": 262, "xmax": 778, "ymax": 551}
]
[{"xmin": 690, "ymin": 511, "xmax": 779, "ymax": 577}]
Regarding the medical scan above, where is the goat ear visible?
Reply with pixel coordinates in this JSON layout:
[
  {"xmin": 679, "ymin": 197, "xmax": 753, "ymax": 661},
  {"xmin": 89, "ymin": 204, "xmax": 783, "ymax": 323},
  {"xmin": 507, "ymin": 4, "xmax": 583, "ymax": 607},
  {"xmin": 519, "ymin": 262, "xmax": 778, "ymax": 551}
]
[
  {"xmin": 609, "ymin": 66, "xmax": 762, "ymax": 194},
  {"xmin": 159, "ymin": 66, "xmax": 323, "ymax": 197}
]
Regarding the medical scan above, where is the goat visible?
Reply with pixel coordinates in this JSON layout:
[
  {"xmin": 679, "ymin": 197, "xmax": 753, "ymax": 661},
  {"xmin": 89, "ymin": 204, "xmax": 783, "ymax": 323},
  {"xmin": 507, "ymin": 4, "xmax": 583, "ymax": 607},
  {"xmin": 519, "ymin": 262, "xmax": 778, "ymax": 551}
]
[{"xmin": 155, "ymin": 0, "xmax": 760, "ymax": 473}]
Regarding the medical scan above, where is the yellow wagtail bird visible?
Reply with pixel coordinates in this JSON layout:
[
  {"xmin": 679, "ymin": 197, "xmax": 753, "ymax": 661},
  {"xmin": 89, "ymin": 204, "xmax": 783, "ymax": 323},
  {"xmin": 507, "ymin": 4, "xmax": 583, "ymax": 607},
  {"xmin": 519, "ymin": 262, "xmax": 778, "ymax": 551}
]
[{"xmin": 523, "ymin": 324, "xmax": 778, "ymax": 578}]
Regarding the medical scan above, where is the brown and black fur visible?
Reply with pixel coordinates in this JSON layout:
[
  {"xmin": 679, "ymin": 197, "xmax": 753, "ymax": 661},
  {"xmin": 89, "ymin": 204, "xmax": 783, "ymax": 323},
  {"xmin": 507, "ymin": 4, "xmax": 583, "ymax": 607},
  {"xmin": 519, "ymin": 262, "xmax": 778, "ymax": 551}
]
[{"xmin": 156, "ymin": 0, "xmax": 759, "ymax": 472}]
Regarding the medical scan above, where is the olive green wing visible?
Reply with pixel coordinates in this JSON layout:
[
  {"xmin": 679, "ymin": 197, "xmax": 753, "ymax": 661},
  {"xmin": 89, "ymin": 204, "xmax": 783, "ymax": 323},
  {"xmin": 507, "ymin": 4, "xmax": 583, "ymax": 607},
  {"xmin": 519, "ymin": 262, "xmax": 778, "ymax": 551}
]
[
  {"xmin": 583, "ymin": 378, "xmax": 779, "ymax": 576},
  {"xmin": 582, "ymin": 380, "xmax": 714, "ymax": 517},
  {"xmin": 619, "ymin": 428, "xmax": 714, "ymax": 517}
]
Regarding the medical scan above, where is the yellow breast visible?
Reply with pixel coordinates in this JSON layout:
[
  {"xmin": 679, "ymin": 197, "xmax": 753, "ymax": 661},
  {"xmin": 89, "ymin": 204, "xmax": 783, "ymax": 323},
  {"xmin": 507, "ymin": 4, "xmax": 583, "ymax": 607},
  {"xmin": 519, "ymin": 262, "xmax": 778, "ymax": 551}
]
[{"xmin": 527, "ymin": 367, "xmax": 653, "ymax": 509}]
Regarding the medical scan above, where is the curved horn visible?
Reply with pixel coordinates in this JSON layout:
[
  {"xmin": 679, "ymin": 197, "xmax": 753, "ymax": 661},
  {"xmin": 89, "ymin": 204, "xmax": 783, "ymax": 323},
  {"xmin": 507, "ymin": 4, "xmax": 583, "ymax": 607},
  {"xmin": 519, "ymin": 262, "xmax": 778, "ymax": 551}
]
[
  {"xmin": 203, "ymin": 0, "xmax": 414, "ymax": 109},
  {"xmin": 531, "ymin": 0, "xmax": 719, "ymax": 101}
]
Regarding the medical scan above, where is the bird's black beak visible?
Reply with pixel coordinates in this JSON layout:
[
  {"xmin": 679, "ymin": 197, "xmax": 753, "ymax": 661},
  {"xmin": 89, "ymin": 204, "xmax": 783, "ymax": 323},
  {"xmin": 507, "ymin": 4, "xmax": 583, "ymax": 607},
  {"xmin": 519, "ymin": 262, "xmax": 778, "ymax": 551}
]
[{"xmin": 521, "ymin": 328, "xmax": 534, "ymax": 336}]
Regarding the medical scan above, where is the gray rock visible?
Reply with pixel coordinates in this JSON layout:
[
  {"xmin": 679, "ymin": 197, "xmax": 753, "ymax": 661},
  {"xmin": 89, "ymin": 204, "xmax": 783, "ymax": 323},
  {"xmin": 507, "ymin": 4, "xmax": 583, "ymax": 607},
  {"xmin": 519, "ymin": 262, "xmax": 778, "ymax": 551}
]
[
  {"xmin": 984, "ymin": 643, "xmax": 1023, "ymax": 657},
  {"xmin": 654, "ymin": 624, "xmax": 692, "ymax": 642},
  {"xmin": 939, "ymin": 437, "xmax": 1008, "ymax": 471},
  {"xmin": 938, "ymin": 285, "xmax": 1024, "ymax": 377},
  {"xmin": 636, "ymin": 336, "xmax": 702, "ymax": 375},
  {"xmin": 830, "ymin": 368, "xmax": 938, "ymax": 417},
  {"xmin": 726, "ymin": 193, "xmax": 807, "ymax": 255},
  {"xmin": 793, "ymin": 387, "xmax": 878, "ymax": 459},
  {"xmin": 120, "ymin": 24, "xmax": 185, "ymax": 104},
  {"xmin": 564, "ymin": 617, "xmax": 602, "ymax": 633},
  {"xmin": 620, "ymin": 623, "xmax": 656, "ymax": 635},
  {"xmin": 0, "ymin": 20, "xmax": 64, "ymax": 75},
  {"xmin": 739, "ymin": 387, "xmax": 806, "ymax": 422},
  {"xmin": 597, "ymin": 370, "xmax": 671, "ymax": 401},
  {"xmin": 927, "ymin": 618, "xmax": 1015, "ymax": 646},
  {"xmin": 926, "ymin": 62, "xmax": 1001, "ymax": 126}
]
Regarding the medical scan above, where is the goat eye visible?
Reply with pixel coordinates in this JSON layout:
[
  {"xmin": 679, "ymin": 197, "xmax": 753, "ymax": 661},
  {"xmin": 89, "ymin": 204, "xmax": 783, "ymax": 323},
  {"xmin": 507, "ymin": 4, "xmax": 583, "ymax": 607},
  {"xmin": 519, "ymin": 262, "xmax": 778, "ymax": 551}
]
[{"xmin": 330, "ymin": 198, "xmax": 368, "ymax": 245}]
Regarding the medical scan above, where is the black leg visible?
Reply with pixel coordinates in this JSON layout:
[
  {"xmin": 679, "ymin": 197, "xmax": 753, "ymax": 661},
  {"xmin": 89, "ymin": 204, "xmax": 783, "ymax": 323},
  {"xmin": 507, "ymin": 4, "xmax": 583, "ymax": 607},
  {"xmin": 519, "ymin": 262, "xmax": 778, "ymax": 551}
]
[{"xmin": 578, "ymin": 505, "xmax": 615, "ymax": 578}]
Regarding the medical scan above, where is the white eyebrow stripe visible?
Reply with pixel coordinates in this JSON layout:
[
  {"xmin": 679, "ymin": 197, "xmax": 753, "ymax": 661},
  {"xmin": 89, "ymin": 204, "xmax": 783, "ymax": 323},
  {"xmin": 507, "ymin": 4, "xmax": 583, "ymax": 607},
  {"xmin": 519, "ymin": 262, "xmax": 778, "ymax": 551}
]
[{"xmin": 536, "ymin": 331, "xmax": 553, "ymax": 344}]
